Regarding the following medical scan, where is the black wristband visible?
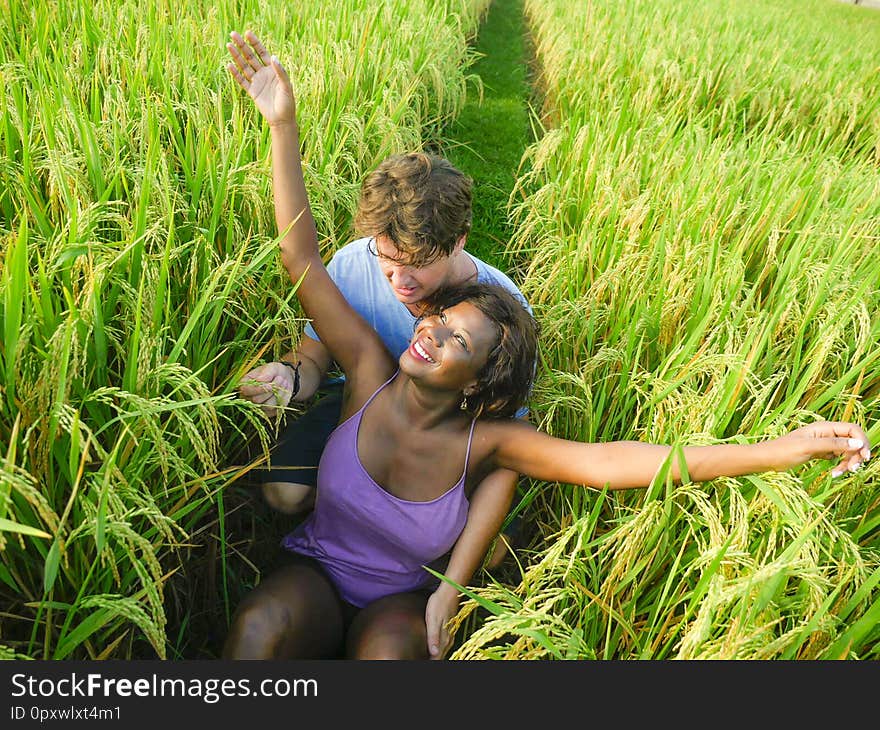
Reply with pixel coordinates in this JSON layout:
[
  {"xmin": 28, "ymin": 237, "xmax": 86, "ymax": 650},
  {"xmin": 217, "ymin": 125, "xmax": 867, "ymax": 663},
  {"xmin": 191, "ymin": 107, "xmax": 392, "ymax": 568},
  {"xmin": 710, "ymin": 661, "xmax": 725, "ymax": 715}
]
[{"xmin": 279, "ymin": 360, "xmax": 302, "ymax": 397}]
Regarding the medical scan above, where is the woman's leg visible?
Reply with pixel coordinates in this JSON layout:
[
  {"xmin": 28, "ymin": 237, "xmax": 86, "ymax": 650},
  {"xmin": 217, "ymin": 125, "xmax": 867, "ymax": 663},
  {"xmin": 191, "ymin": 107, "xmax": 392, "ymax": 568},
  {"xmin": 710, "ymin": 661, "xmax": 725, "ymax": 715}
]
[
  {"xmin": 345, "ymin": 592, "xmax": 430, "ymax": 660},
  {"xmin": 223, "ymin": 558, "xmax": 345, "ymax": 659}
]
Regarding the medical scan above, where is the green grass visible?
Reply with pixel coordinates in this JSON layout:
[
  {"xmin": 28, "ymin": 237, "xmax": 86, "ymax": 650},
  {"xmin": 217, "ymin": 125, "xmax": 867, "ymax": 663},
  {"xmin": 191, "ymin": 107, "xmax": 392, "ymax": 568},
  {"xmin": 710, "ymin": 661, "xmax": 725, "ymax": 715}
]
[
  {"xmin": 450, "ymin": 0, "xmax": 880, "ymax": 660},
  {"xmin": 4, "ymin": 0, "xmax": 879, "ymax": 661},
  {"xmin": 0, "ymin": 0, "xmax": 491, "ymax": 660},
  {"xmin": 436, "ymin": 0, "xmax": 535, "ymax": 273}
]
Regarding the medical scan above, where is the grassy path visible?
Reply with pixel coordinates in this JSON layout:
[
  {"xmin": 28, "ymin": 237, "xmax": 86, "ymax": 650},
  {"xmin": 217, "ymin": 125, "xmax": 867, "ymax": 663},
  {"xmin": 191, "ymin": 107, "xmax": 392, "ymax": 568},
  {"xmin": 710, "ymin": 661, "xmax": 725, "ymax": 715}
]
[
  {"xmin": 435, "ymin": 0, "xmax": 535, "ymax": 270},
  {"xmin": 431, "ymin": 0, "xmax": 547, "ymax": 627}
]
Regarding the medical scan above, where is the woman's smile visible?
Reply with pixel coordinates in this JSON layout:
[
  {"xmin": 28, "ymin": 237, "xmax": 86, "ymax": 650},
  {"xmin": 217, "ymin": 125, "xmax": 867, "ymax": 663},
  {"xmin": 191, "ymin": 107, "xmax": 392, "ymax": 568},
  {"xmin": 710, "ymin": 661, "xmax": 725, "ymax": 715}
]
[{"xmin": 409, "ymin": 338, "xmax": 436, "ymax": 364}]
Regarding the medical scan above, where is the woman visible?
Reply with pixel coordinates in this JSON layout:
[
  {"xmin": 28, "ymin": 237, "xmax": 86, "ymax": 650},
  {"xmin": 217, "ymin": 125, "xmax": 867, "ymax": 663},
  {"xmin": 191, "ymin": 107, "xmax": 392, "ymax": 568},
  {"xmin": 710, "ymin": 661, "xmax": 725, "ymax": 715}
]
[{"xmin": 222, "ymin": 31, "xmax": 871, "ymax": 660}]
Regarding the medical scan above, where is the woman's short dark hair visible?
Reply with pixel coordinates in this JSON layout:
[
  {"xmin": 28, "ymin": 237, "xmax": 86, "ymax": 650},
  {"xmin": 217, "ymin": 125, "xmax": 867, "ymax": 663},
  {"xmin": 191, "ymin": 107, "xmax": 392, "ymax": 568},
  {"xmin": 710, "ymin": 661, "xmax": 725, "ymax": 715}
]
[{"xmin": 425, "ymin": 283, "xmax": 539, "ymax": 420}]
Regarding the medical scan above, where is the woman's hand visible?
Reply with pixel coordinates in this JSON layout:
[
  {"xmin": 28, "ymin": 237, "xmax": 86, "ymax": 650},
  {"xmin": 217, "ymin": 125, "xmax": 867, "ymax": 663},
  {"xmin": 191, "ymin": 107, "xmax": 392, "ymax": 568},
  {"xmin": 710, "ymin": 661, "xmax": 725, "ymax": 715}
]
[
  {"xmin": 227, "ymin": 30, "xmax": 296, "ymax": 128},
  {"xmin": 772, "ymin": 420, "xmax": 871, "ymax": 477},
  {"xmin": 425, "ymin": 585, "xmax": 461, "ymax": 660}
]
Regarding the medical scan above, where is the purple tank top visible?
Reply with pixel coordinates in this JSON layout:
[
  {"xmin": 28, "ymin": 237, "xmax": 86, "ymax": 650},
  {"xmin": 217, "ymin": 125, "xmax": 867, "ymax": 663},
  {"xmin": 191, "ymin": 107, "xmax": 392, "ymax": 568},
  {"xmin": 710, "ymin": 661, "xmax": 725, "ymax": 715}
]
[{"xmin": 282, "ymin": 372, "xmax": 473, "ymax": 607}]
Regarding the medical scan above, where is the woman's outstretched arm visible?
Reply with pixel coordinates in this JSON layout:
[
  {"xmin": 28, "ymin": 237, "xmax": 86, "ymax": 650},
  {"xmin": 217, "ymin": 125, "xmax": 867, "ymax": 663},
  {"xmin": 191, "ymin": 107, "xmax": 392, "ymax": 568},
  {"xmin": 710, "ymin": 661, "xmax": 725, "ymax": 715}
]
[
  {"xmin": 227, "ymin": 30, "xmax": 393, "ymax": 384},
  {"xmin": 485, "ymin": 419, "xmax": 871, "ymax": 490}
]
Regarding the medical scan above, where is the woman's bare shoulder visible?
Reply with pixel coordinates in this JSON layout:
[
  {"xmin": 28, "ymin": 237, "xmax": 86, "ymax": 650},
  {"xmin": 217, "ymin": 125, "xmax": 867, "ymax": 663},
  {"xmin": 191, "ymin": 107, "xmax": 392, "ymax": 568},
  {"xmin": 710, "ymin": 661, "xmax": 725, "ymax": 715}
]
[
  {"xmin": 472, "ymin": 417, "xmax": 539, "ymax": 454},
  {"xmin": 337, "ymin": 363, "xmax": 399, "ymax": 420}
]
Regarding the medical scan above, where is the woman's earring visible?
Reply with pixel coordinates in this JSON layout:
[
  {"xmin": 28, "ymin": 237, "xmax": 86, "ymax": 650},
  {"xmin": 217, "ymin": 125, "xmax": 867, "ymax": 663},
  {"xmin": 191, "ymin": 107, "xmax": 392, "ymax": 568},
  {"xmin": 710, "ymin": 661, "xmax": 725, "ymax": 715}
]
[{"xmin": 460, "ymin": 394, "xmax": 468, "ymax": 411}]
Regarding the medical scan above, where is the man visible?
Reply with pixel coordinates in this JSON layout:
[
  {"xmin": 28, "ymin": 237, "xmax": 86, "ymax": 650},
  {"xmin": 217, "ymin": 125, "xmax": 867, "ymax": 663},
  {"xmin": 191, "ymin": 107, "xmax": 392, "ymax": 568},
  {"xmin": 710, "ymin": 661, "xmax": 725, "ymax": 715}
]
[{"xmin": 239, "ymin": 151, "xmax": 530, "ymax": 568}]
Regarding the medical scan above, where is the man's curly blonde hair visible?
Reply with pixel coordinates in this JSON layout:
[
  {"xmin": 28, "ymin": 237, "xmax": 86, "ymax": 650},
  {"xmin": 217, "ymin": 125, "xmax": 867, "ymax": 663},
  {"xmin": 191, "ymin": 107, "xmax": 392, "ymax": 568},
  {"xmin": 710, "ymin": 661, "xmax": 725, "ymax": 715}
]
[{"xmin": 354, "ymin": 152, "xmax": 472, "ymax": 266}]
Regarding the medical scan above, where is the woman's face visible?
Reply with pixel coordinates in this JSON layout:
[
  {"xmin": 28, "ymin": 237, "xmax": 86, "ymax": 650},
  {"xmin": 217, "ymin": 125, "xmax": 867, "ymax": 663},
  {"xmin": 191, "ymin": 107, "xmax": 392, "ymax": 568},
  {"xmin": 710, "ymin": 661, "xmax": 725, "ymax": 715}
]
[
  {"xmin": 371, "ymin": 234, "xmax": 465, "ymax": 306},
  {"xmin": 400, "ymin": 301, "xmax": 498, "ymax": 393}
]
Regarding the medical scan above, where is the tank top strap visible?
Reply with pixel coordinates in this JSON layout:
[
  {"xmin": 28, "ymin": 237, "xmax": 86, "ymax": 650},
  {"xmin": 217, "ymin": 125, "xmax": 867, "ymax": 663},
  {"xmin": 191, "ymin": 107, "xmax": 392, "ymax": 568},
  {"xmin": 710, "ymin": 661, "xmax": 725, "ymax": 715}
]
[
  {"xmin": 461, "ymin": 418, "xmax": 478, "ymax": 481},
  {"xmin": 357, "ymin": 369, "xmax": 399, "ymax": 416}
]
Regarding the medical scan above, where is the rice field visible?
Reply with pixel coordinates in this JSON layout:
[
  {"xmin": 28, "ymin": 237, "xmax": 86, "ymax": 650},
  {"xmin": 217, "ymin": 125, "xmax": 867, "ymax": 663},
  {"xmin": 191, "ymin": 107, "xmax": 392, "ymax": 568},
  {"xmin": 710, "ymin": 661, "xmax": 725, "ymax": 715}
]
[
  {"xmin": 1, "ymin": 0, "xmax": 878, "ymax": 661},
  {"xmin": 451, "ymin": 0, "xmax": 880, "ymax": 659},
  {"xmin": 0, "ymin": 0, "xmax": 489, "ymax": 659}
]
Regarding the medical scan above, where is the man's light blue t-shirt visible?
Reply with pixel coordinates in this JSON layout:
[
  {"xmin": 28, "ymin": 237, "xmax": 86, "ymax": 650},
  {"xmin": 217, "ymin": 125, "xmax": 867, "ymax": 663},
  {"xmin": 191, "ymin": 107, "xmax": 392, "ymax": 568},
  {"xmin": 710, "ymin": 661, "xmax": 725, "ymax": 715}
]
[{"xmin": 303, "ymin": 237, "xmax": 532, "ymax": 418}]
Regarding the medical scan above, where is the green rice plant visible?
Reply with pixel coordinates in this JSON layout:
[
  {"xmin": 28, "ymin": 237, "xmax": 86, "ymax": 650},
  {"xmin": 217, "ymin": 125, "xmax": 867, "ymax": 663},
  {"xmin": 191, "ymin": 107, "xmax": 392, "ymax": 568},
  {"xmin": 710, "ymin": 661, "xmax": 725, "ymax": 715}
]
[
  {"xmin": 0, "ymin": 0, "xmax": 490, "ymax": 658},
  {"xmin": 453, "ymin": 0, "xmax": 880, "ymax": 659}
]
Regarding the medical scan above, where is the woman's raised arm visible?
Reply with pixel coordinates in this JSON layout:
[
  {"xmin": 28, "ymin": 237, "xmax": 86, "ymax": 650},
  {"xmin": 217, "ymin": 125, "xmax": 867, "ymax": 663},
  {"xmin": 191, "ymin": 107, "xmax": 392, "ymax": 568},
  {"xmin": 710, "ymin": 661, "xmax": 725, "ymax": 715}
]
[
  {"xmin": 227, "ymin": 30, "xmax": 392, "ymax": 382},
  {"xmin": 485, "ymin": 419, "xmax": 871, "ymax": 490}
]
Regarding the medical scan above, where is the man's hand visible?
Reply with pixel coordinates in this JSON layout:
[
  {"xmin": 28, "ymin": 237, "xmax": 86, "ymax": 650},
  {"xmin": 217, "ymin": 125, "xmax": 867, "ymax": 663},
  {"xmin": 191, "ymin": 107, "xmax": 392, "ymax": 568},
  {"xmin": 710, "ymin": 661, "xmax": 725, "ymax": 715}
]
[
  {"xmin": 238, "ymin": 361, "xmax": 296, "ymax": 416},
  {"xmin": 227, "ymin": 30, "xmax": 296, "ymax": 128},
  {"xmin": 425, "ymin": 584, "xmax": 461, "ymax": 660}
]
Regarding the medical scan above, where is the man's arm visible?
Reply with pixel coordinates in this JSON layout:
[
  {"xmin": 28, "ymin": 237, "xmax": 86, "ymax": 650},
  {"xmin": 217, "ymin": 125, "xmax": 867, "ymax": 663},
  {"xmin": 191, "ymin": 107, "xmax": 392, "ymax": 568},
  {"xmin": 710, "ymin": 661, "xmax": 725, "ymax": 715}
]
[
  {"xmin": 284, "ymin": 334, "xmax": 332, "ymax": 403},
  {"xmin": 424, "ymin": 466, "xmax": 517, "ymax": 659},
  {"xmin": 237, "ymin": 335, "xmax": 332, "ymax": 413}
]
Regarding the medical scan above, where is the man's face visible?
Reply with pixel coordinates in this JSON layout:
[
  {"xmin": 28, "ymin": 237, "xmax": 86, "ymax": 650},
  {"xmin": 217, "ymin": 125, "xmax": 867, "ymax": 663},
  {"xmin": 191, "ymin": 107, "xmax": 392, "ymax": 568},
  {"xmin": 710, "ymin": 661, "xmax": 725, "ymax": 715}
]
[{"xmin": 372, "ymin": 234, "xmax": 461, "ymax": 306}]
